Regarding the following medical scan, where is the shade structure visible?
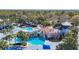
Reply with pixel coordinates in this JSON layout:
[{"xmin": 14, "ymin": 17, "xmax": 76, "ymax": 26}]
[
  {"xmin": 0, "ymin": 19, "xmax": 3, "ymax": 22},
  {"xmin": 60, "ymin": 29, "xmax": 69, "ymax": 35},
  {"xmin": 61, "ymin": 22, "xmax": 72, "ymax": 26},
  {"xmin": 43, "ymin": 45, "xmax": 50, "ymax": 49}
]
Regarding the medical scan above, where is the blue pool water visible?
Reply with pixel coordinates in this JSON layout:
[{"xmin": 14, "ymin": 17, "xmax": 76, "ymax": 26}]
[
  {"xmin": 22, "ymin": 27, "xmax": 33, "ymax": 32},
  {"xmin": 16, "ymin": 37, "xmax": 45, "ymax": 45},
  {"xmin": 16, "ymin": 26, "xmax": 33, "ymax": 32},
  {"xmin": 16, "ymin": 37, "xmax": 22, "ymax": 43},
  {"xmin": 5, "ymin": 37, "xmax": 45, "ymax": 50},
  {"xmin": 16, "ymin": 27, "xmax": 45, "ymax": 45},
  {"xmin": 28, "ymin": 37, "xmax": 45, "ymax": 45}
]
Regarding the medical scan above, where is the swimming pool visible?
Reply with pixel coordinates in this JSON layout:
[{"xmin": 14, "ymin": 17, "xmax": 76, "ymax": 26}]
[
  {"xmin": 22, "ymin": 27, "xmax": 33, "ymax": 31},
  {"xmin": 27, "ymin": 37, "xmax": 45, "ymax": 45},
  {"xmin": 22, "ymin": 27, "xmax": 33, "ymax": 32},
  {"xmin": 15, "ymin": 27, "xmax": 45, "ymax": 45},
  {"xmin": 16, "ymin": 26, "xmax": 33, "ymax": 32},
  {"xmin": 15, "ymin": 37, "xmax": 45, "ymax": 45}
]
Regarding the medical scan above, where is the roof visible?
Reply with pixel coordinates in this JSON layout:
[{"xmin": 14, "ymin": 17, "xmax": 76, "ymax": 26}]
[
  {"xmin": 42, "ymin": 26, "xmax": 60, "ymax": 35},
  {"xmin": 61, "ymin": 22, "xmax": 72, "ymax": 26}
]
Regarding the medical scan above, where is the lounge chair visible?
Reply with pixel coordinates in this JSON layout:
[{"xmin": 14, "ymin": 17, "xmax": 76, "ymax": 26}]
[
  {"xmin": 43, "ymin": 45, "xmax": 50, "ymax": 50},
  {"xmin": 5, "ymin": 45, "xmax": 23, "ymax": 50}
]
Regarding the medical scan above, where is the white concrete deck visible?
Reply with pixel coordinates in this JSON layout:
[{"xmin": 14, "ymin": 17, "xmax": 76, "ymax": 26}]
[
  {"xmin": 23, "ymin": 43, "xmax": 43, "ymax": 50},
  {"xmin": 0, "ymin": 33, "xmax": 6, "ymax": 39},
  {"xmin": 44, "ymin": 40, "xmax": 60, "ymax": 50}
]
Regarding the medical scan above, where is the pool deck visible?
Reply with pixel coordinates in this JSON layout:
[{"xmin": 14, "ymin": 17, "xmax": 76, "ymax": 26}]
[
  {"xmin": 0, "ymin": 26, "xmax": 61, "ymax": 50},
  {"xmin": 22, "ymin": 40, "xmax": 61, "ymax": 50}
]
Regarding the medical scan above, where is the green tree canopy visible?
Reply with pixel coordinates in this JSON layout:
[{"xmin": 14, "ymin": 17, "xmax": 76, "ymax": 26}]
[
  {"xmin": 17, "ymin": 31, "xmax": 29, "ymax": 46},
  {"xmin": 0, "ymin": 40, "xmax": 8, "ymax": 50},
  {"xmin": 56, "ymin": 31, "xmax": 77, "ymax": 50}
]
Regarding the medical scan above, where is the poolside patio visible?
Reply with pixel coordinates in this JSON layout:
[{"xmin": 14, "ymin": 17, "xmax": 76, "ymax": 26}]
[{"xmin": 21, "ymin": 40, "xmax": 61, "ymax": 50}]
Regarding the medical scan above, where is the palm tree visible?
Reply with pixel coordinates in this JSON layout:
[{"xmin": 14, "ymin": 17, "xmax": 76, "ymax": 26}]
[
  {"xmin": 56, "ymin": 32, "xmax": 77, "ymax": 50},
  {"xmin": 12, "ymin": 34, "xmax": 17, "ymax": 44},
  {"xmin": 0, "ymin": 21, "xmax": 4, "ymax": 25},
  {"xmin": 4, "ymin": 34, "xmax": 16, "ymax": 45},
  {"xmin": 0, "ymin": 40, "xmax": 8, "ymax": 50},
  {"xmin": 5, "ymin": 35, "xmax": 12, "ymax": 45},
  {"xmin": 17, "ymin": 31, "xmax": 29, "ymax": 46},
  {"xmin": 71, "ymin": 27, "xmax": 78, "ymax": 39}
]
